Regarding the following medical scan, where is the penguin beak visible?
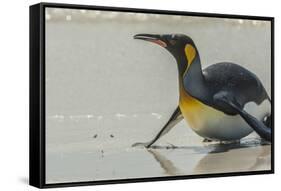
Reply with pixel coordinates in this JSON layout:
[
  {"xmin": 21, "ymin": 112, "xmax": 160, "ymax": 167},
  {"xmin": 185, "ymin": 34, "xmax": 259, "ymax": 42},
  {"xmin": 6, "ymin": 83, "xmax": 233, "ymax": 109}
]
[{"xmin": 134, "ymin": 34, "xmax": 167, "ymax": 48}]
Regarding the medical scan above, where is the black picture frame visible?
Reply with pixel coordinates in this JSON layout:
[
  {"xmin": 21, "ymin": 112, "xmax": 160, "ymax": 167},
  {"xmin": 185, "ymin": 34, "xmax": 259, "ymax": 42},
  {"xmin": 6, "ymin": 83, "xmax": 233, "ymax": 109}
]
[{"xmin": 30, "ymin": 2, "xmax": 274, "ymax": 188}]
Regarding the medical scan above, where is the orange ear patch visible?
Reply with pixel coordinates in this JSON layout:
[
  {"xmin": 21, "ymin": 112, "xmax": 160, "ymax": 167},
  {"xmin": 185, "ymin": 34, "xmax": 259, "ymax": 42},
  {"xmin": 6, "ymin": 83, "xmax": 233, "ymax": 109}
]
[
  {"xmin": 184, "ymin": 44, "xmax": 196, "ymax": 65},
  {"xmin": 183, "ymin": 44, "xmax": 196, "ymax": 76}
]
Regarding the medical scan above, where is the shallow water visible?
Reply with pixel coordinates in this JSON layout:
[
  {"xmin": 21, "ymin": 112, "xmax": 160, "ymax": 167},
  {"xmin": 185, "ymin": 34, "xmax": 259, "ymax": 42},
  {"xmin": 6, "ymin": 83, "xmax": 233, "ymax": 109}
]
[
  {"xmin": 45, "ymin": 8, "xmax": 272, "ymax": 183},
  {"xmin": 46, "ymin": 117, "xmax": 271, "ymax": 183},
  {"xmin": 47, "ymin": 136, "xmax": 271, "ymax": 183}
]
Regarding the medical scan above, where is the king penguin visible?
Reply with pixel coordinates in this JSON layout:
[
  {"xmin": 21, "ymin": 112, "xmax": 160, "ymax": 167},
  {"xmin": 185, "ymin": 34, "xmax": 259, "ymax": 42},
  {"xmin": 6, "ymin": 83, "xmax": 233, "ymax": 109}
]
[{"xmin": 132, "ymin": 33, "xmax": 272, "ymax": 148}]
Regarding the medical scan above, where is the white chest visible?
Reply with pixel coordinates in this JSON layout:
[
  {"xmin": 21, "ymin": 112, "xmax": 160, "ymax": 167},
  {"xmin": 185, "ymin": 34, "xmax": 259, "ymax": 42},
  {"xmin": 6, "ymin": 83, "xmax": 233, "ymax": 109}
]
[{"xmin": 179, "ymin": 94, "xmax": 270, "ymax": 141}]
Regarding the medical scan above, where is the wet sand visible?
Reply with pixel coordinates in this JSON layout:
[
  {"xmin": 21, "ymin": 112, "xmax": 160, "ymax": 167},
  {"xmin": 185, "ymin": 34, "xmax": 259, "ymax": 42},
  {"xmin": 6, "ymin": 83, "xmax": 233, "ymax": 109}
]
[
  {"xmin": 46, "ymin": 119, "xmax": 271, "ymax": 184},
  {"xmin": 46, "ymin": 142, "xmax": 271, "ymax": 183},
  {"xmin": 45, "ymin": 9, "xmax": 271, "ymax": 183}
]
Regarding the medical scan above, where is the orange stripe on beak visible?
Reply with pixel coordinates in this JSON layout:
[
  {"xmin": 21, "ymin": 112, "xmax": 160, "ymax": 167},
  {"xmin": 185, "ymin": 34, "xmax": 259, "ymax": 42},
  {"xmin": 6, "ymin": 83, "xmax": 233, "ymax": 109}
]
[{"xmin": 151, "ymin": 39, "xmax": 167, "ymax": 47}]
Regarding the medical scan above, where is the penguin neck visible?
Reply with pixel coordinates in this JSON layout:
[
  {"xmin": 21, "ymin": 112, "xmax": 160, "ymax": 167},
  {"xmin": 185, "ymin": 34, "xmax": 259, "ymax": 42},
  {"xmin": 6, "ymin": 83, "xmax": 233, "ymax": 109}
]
[
  {"xmin": 183, "ymin": 55, "xmax": 205, "ymax": 84},
  {"xmin": 176, "ymin": 53, "xmax": 207, "ymax": 99}
]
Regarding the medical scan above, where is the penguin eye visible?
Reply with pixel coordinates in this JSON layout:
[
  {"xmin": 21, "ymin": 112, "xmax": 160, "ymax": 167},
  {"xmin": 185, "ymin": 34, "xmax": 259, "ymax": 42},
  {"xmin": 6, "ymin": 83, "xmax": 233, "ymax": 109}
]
[{"xmin": 169, "ymin": 39, "xmax": 177, "ymax": 45}]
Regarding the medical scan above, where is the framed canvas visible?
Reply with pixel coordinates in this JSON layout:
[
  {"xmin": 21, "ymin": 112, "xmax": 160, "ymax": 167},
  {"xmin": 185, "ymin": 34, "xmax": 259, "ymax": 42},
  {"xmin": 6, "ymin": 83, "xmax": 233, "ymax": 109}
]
[{"xmin": 29, "ymin": 2, "xmax": 274, "ymax": 188}]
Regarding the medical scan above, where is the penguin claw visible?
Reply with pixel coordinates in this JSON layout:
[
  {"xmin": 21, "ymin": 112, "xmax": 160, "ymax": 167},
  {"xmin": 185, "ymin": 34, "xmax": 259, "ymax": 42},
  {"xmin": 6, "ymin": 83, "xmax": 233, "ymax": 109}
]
[
  {"xmin": 131, "ymin": 142, "xmax": 151, "ymax": 148},
  {"xmin": 166, "ymin": 143, "xmax": 178, "ymax": 149},
  {"xmin": 203, "ymin": 138, "xmax": 212, "ymax": 142}
]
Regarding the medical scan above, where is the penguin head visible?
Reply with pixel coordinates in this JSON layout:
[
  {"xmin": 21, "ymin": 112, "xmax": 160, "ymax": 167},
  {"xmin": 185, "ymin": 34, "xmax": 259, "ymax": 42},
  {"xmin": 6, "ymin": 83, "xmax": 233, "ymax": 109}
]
[{"xmin": 134, "ymin": 33, "xmax": 198, "ymax": 74}]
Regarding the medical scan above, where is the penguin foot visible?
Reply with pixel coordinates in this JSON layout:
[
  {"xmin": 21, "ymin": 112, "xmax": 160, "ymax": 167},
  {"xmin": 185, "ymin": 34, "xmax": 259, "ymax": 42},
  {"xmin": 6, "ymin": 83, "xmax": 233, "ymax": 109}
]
[
  {"xmin": 219, "ymin": 140, "xmax": 241, "ymax": 144},
  {"xmin": 132, "ymin": 142, "xmax": 152, "ymax": 148},
  {"xmin": 203, "ymin": 138, "xmax": 212, "ymax": 143},
  {"xmin": 166, "ymin": 143, "xmax": 178, "ymax": 149}
]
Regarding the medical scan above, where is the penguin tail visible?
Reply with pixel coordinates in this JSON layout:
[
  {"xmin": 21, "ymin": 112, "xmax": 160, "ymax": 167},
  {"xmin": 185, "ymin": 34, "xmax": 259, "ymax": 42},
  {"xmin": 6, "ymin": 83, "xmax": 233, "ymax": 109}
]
[{"xmin": 263, "ymin": 113, "xmax": 272, "ymax": 129}]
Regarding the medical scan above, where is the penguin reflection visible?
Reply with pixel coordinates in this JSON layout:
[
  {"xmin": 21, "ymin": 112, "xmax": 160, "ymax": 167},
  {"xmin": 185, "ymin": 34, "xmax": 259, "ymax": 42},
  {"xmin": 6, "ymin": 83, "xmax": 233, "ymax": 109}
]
[
  {"xmin": 148, "ymin": 149, "xmax": 181, "ymax": 176},
  {"xmin": 146, "ymin": 142, "xmax": 271, "ymax": 175},
  {"xmin": 193, "ymin": 144, "xmax": 271, "ymax": 173}
]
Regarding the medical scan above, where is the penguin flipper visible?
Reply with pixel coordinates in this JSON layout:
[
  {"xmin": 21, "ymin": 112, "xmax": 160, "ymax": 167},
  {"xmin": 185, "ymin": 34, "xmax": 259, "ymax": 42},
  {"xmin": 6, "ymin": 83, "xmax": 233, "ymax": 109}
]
[
  {"xmin": 132, "ymin": 106, "xmax": 183, "ymax": 148},
  {"xmin": 213, "ymin": 91, "xmax": 271, "ymax": 142}
]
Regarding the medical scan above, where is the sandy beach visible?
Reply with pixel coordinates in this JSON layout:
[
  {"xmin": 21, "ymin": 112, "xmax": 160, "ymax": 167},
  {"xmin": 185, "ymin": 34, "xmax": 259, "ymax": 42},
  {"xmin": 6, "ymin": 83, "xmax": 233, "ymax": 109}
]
[
  {"xmin": 46, "ymin": 117, "xmax": 271, "ymax": 183},
  {"xmin": 45, "ymin": 8, "xmax": 271, "ymax": 183}
]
